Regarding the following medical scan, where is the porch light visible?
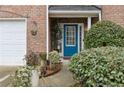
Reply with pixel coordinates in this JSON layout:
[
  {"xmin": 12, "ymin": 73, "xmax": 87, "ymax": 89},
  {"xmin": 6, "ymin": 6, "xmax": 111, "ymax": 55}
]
[{"xmin": 31, "ymin": 21, "xmax": 38, "ymax": 36}]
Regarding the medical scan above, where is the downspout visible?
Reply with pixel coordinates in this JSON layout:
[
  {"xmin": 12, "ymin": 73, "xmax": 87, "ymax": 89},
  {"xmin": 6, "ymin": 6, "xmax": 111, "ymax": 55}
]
[{"xmin": 46, "ymin": 5, "xmax": 49, "ymax": 60}]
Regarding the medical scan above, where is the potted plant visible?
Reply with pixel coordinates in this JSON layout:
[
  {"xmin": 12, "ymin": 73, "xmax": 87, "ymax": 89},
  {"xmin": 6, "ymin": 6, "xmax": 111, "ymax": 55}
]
[
  {"xmin": 51, "ymin": 19, "xmax": 62, "ymax": 52},
  {"xmin": 24, "ymin": 51, "xmax": 40, "ymax": 87},
  {"xmin": 39, "ymin": 52, "xmax": 47, "ymax": 76},
  {"xmin": 48, "ymin": 51, "xmax": 60, "ymax": 70}
]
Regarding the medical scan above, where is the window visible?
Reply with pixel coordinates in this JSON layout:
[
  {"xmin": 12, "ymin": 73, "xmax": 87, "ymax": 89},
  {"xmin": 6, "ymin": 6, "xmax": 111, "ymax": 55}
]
[{"xmin": 65, "ymin": 26, "xmax": 76, "ymax": 46}]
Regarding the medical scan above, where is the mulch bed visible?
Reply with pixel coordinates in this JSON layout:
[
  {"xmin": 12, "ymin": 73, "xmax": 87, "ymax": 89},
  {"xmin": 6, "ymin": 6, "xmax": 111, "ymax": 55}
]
[{"xmin": 40, "ymin": 62, "xmax": 62, "ymax": 78}]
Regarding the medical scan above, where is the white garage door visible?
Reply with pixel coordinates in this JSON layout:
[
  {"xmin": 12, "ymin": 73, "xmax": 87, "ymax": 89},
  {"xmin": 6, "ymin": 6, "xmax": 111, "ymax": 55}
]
[{"xmin": 0, "ymin": 19, "xmax": 26, "ymax": 66}]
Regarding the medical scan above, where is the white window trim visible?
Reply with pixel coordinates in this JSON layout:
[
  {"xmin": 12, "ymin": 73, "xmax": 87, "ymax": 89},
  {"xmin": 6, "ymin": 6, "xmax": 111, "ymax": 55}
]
[{"xmin": 65, "ymin": 25, "xmax": 76, "ymax": 47}]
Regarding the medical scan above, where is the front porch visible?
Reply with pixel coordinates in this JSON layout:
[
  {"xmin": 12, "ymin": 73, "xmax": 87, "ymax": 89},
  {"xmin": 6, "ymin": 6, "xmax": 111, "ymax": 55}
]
[{"xmin": 47, "ymin": 5, "xmax": 101, "ymax": 59}]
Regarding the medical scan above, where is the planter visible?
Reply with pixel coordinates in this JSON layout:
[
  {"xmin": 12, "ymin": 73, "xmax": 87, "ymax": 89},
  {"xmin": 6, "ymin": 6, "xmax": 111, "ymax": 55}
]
[
  {"xmin": 46, "ymin": 60, "xmax": 50, "ymax": 65},
  {"xmin": 31, "ymin": 70, "xmax": 39, "ymax": 87},
  {"xmin": 44, "ymin": 62, "xmax": 62, "ymax": 77},
  {"xmin": 50, "ymin": 63, "xmax": 56, "ymax": 70},
  {"xmin": 40, "ymin": 60, "xmax": 46, "ymax": 67}
]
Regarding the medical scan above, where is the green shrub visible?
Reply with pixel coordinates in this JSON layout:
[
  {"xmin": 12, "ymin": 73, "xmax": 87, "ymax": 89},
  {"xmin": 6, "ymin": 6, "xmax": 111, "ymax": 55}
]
[
  {"xmin": 12, "ymin": 66, "xmax": 34, "ymax": 87},
  {"xmin": 39, "ymin": 52, "xmax": 47, "ymax": 61},
  {"xmin": 69, "ymin": 47, "xmax": 124, "ymax": 87},
  {"xmin": 84, "ymin": 21, "xmax": 124, "ymax": 48},
  {"xmin": 48, "ymin": 51, "xmax": 60, "ymax": 64},
  {"xmin": 25, "ymin": 51, "xmax": 40, "ymax": 66}
]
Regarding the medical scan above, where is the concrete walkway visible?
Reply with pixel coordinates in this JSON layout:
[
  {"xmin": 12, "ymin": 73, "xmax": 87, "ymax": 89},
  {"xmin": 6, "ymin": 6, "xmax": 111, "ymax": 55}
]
[
  {"xmin": 0, "ymin": 62, "xmax": 76, "ymax": 87},
  {"xmin": 39, "ymin": 62, "xmax": 76, "ymax": 87},
  {"xmin": 0, "ymin": 66, "xmax": 18, "ymax": 87}
]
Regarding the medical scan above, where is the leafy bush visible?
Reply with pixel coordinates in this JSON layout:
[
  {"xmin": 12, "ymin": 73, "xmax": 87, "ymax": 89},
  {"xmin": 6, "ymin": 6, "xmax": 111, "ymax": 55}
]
[
  {"xmin": 69, "ymin": 47, "xmax": 124, "ymax": 87},
  {"xmin": 84, "ymin": 21, "xmax": 124, "ymax": 48},
  {"xmin": 12, "ymin": 66, "xmax": 34, "ymax": 87},
  {"xmin": 48, "ymin": 51, "xmax": 60, "ymax": 64},
  {"xmin": 39, "ymin": 52, "xmax": 47, "ymax": 61}
]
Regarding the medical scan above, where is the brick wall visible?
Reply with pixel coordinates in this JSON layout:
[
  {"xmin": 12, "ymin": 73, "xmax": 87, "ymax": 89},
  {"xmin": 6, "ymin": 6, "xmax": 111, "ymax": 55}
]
[
  {"xmin": 102, "ymin": 5, "xmax": 124, "ymax": 27},
  {"xmin": 0, "ymin": 5, "xmax": 46, "ymax": 53}
]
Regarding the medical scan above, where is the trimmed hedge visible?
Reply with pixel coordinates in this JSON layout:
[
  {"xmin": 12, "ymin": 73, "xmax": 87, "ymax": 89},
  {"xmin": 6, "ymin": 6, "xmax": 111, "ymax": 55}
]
[
  {"xmin": 69, "ymin": 47, "xmax": 124, "ymax": 87},
  {"xmin": 84, "ymin": 21, "xmax": 124, "ymax": 48}
]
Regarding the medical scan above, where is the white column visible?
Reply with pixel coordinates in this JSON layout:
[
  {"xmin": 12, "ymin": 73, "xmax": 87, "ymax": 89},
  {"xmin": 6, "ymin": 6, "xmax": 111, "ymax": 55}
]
[
  {"xmin": 87, "ymin": 16, "xmax": 91, "ymax": 30},
  {"xmin": 99, "ymin": 11, "xmax": 102, "ymax": 21},
  {"xmin": 46, "ymin": 5, "xmax": 49, "ymax": 60}
]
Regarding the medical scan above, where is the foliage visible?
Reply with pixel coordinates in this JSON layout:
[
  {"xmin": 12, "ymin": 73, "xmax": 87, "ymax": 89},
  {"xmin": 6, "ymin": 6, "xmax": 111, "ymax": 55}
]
[
  {"xmin": 69, "ymin": 47, "xmax": 124, "ymax": 87},
  {"xmin": 39, "ymin": 52, "xmax": 47, "ymax": 76},
  {"xmin": 25, "ymin": 51, "xmax": 40, "ymax": 66},
  {"xmin": 12, "ymin": 66, "xmax": 34, "ymax": 87},
  {"xmin": 39, "ymin": 52, "xmax": 47, "ymax": 61},
  {"xmin": 84, "ymin": 21, "xmax": 124, "ymax": 48},
  {"xmin": 12, "ymin": 51, "xmax": 41, "ymax": 87},
  {"xmin": 51, "ymin": 19, "xmax": 62, "ymax": 50},
  {"xmin": 48, "ymin": 51, "xmax": 60, "ymax": 64}
]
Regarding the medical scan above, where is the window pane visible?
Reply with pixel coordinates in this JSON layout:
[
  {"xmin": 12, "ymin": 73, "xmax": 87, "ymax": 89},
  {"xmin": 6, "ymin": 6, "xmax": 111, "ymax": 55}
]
[{"xmin": 66, "ymin": 26, "xmax": 76, "ymax": 46}]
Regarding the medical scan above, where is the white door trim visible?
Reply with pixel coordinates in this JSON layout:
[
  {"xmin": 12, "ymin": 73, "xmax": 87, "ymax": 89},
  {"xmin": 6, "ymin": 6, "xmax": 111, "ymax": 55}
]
[
  {"xmin": 59, "ymin": 23, "xmax": 84, "ymax": 57},
  {"xmin": 0, "ymin": 18, "xmax": 27, "ymax": 65}
]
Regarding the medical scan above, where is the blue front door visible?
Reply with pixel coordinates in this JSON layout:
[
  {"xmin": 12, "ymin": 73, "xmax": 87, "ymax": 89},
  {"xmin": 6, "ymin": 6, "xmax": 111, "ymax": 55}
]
[{"xmin": 64, "ymin": 24, "xmax": 78, "ymax": 57}]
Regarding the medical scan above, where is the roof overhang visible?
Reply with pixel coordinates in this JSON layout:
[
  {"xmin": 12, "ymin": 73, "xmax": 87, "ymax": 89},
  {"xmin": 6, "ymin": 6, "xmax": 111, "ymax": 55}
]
[{"xmin": 49, "ymin": 10, "xmax": 101, "ymax": 18}]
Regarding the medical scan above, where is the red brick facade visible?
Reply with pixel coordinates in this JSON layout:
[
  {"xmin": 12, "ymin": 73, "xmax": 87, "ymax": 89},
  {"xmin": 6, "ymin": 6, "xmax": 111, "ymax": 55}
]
[
  {"xmin": 0, "ymin": 6, "xmax": 46, "ymax": 53},
  {"xmin": 1, "ymin": 5, "xmax": 124, "ymax": 54},
  {"xmin": 102, "ymin": 5, "xmax": 124, "ymax": 27}
]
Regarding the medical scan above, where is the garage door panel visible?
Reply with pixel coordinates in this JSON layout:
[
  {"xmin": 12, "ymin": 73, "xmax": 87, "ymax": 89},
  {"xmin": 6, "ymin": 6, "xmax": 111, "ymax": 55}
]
[
  {"xmin": 0, "ymin": 20, "xmax": 26, "ymax": 66},
  {"xmin": 0, "ymin": 38, "xmax": 25, "ymax": 42},
  {"xmin": 0, "ymin": 57, "xmax": 25, "ymax": 65},
  {"xmin": 0, "ymin": 54, "xmax": 25, "ymax": 57},
  {"xmin": 1, "ymin": 32, "xmax": 25, "ymax": 36},
  {"xmin": 0, "ymin": 50, "xmax": 25, "ymax": 55},
  {"xmin": 0, "ymin": 42, "xmax": 26, "ymax": 45},
  {"xmin": 0, "ymin": 46, "xmax": 26, "ymax": 50},
  {"xmin": 0, "ymin": 32, "xmax": 25, "ymax": 38},
  {"xmin": 0, "ymin": 54, "xmax": 25, "ymax": 65},
  {"xmin": 0, "ymin": 34, "xmax": 24, "ymax": 39}
]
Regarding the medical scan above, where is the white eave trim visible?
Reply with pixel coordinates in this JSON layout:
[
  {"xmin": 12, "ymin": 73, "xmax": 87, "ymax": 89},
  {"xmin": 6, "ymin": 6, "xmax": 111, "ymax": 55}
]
[
  {"xmin": 49, "ymin": 10, "xmax": 101, "ymax": 18},
  {"xmin": 49, "ymin": 10, "xmax": 101, "ymax": 14}
]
